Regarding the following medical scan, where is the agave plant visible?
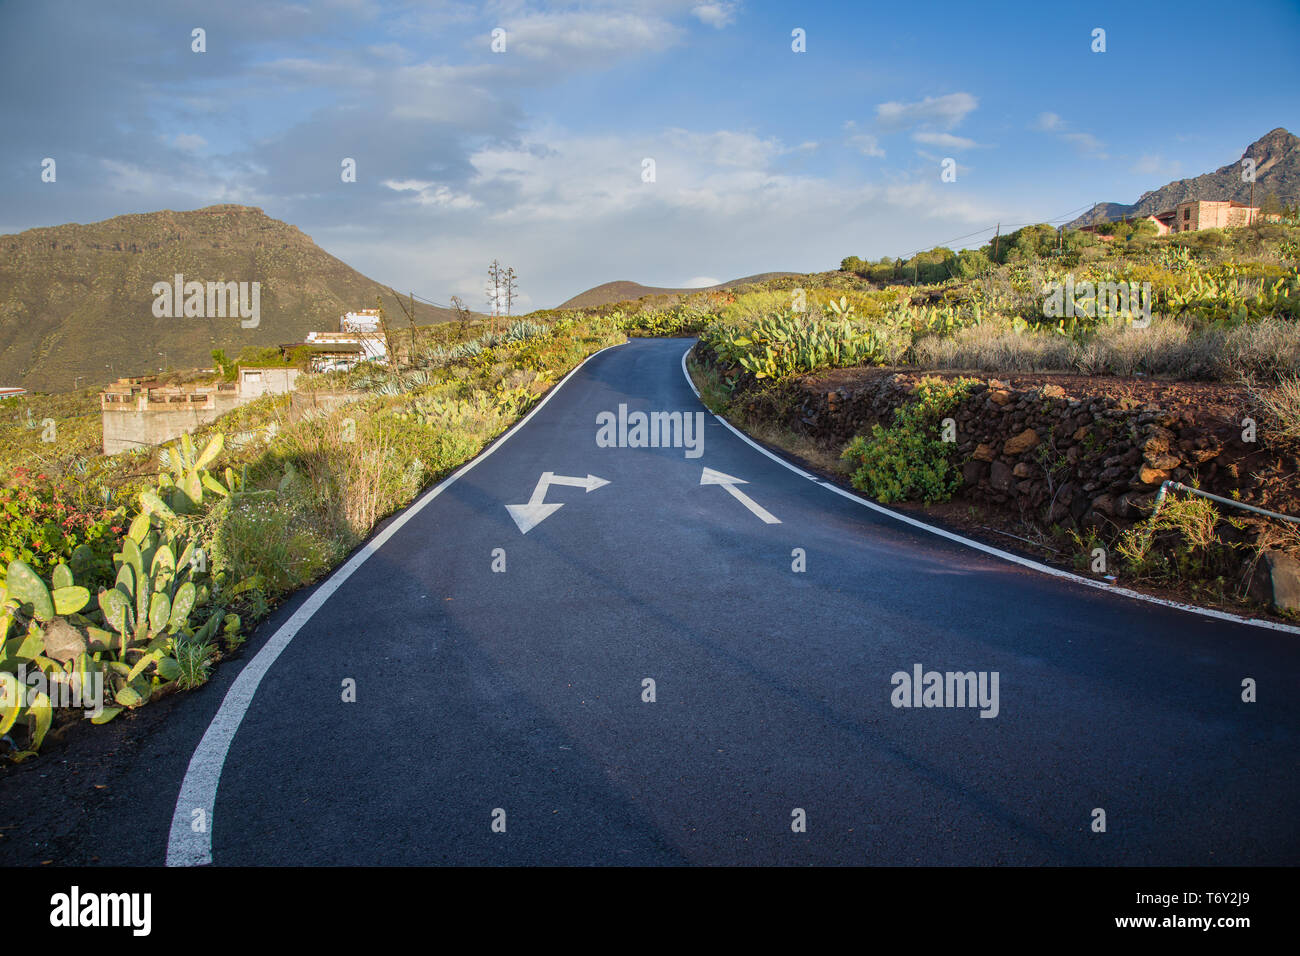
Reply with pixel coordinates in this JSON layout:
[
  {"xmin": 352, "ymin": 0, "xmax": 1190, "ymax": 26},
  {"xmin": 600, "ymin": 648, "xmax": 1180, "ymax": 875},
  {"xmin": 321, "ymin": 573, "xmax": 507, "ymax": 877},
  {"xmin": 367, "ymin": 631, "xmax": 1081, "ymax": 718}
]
[
  {"xmin": 449, "ymin": 340, "xmax": 484, "ymax": 360},
  {"xmin": 501, "ymin": 320, "xmax": 547, "ymax": 343}
]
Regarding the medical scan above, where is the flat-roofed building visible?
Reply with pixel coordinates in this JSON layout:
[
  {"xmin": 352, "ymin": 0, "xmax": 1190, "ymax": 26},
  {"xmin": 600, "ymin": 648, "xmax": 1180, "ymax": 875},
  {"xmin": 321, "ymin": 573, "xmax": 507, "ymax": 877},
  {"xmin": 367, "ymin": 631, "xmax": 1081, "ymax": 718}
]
[{"xmin": 1146, "ymin": 199, "xmax": 1261, "ymax": 235}]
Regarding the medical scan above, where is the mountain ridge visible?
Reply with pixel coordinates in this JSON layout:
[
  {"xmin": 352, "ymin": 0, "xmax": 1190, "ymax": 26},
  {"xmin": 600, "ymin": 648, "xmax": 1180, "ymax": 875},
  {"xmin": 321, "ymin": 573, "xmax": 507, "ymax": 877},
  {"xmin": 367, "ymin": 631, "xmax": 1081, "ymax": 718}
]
[
  {"xmin": 557, "ymin": 272, "xmax": 799, "ymax": 310},
  {"xmin": 1066, "ymin": 127, "xmax": 1300, "ymax": 228},
  {"xmin": 0, "ymin": 205, "xmax": 457, "ymax": 392}
]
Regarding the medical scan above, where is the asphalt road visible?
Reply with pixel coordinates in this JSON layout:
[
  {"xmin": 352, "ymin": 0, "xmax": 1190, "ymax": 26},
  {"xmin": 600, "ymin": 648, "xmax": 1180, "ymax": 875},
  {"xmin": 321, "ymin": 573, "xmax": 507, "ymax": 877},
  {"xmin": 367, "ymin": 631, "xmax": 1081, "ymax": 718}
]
[{"xmin": 6, "ymin": 337, "xmax": 1297, "ymax": 866}]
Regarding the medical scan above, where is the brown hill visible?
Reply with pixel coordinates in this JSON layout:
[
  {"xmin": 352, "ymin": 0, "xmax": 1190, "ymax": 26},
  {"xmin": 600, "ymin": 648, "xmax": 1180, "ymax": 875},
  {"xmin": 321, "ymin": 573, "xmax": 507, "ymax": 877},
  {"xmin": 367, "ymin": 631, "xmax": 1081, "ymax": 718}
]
[
  {"xmin": 558, "ymin": 272, "xmax": 799, "ymax": 310},
  {"xmin": 0, "ymin": 205, "xmax": 458, "ymax": 392},
  {"xmin": 1067, "ymin": 127, "xmax": 1300, "ymax": 228}
]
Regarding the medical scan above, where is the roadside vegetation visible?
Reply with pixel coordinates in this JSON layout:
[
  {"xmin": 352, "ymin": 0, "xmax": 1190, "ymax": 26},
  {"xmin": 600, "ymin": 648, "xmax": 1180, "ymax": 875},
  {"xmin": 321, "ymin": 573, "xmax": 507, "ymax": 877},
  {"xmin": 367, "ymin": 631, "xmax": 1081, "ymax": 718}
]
[
  {"xmin": 841, "ymin": 377, "xmax": 976, "ymax": 504},
  {"xmin": 682, "ymin": 220, "xmax": 1300, "ymax": 619},
  {"xmin": 5, "ymin": 219, "xmax": 1300, "ymax": 757},
  {"xmin": 0, "ymin": 312, "xmax": 624, "ymax": 758}
]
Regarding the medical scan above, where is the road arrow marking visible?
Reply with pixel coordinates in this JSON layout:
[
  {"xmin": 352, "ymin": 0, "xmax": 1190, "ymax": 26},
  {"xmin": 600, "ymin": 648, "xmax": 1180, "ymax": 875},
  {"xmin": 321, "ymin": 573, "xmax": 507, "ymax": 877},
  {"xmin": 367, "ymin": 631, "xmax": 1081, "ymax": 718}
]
[
  {"xmin": 699, "ymin": 467, "xmax": 780, "ymax": 524},
  {"xmin": 506, "ymin": 471, "xmax": 610, "ymax": 533}
]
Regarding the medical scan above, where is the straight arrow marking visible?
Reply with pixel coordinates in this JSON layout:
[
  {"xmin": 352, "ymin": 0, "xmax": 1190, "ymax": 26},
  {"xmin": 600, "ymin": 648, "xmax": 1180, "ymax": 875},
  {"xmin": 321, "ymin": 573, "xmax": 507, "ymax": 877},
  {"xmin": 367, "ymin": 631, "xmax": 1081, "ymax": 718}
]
[{"xmin": 699, "ymin": 467, "xmax": 781, "ymax": 524}]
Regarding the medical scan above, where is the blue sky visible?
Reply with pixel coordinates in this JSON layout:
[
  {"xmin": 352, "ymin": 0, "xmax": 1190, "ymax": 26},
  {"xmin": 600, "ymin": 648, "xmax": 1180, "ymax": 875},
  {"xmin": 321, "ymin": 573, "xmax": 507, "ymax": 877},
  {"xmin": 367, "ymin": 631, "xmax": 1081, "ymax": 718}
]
[{"xmin": 2, "ymin": 0, "xmax": 1298, "ymax": 308}]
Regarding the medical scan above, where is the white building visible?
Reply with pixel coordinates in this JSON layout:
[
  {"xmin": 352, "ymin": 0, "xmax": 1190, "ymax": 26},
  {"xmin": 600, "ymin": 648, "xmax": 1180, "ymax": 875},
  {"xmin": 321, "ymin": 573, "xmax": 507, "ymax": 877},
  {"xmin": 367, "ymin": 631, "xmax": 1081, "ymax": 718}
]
[
  {"xmin": 305, "ymin": 330, "xmax": 388, "ymax": 368},
  {"xmin": 238, "ymin": 366, "xmax": 300, "ymax": 398},
  {"xmin": 340, "ymin": 309, "xmax": 383, "ymax": 334}
]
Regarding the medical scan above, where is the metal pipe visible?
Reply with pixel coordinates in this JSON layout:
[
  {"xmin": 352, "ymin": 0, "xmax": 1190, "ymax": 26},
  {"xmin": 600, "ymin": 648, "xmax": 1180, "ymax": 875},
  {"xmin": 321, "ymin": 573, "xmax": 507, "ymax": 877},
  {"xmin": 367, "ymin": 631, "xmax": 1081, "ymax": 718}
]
[{"xmin": 1151, "ymin": 480, "xmax": 1300, "ymax": 526}]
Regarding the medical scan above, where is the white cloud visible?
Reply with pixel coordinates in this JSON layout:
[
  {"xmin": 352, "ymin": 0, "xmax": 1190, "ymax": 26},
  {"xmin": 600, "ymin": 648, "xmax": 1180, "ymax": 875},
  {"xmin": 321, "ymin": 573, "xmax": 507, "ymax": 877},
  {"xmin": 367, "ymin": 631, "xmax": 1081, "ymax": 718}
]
[
  {"xmin": 692, "ymin": 2, "xmax": 738, "ymax": 28},
  {"xmin": 383, "ymin": 178, "xmax": 434, "ymax": 191},
  {"xmin": 98, "ymin": 158, "xmax": 261, "ymax": 204},
  {"xmin": 386, "ymin": 62, "xmax": 503, "ymax": 124},
  {"xmin": 679, "ymin": 128, "xmax": 784, "ymax": 167},
  {"xmin": 503, "ymin": 11, "xmax": 683, "ymax": 65},
  {"xmin": 912, "ymin": 131, "xmax": 978, "ymax": 150},
  {"xmin": 850, "ymin": 135, "xmax": 884, "ymax": 157},
  {"xmin": 382, "ymin": 179, "xmax": 479, "ymax": 209},
  {"xmin": 466, "ymin": 127, "xmax": 812, "ymax": 223},
  {"xmin": 876, "ymin": 92, "xmax": 977, "ymax": 131},
  {"xmin": 0, "ymin": 3, "xmax": 1033, "ymax": 313},
  {"xmin": 321, "ymin": 122, "xmax": 1014, "ymax": 305},
  {"xmin": 843, "ymin": 121, "xmax": 884, "ymax": 157},
  {"xmin": 1033, "ymin": 112, "xmax": 1109, "ymax": 159},
  {"xmin": 365, "ymin": 42, "xmax": 414, "ymax": 63},
  {"xmin": 682, "ymin": 275, "xmax": 721, "ymax": 287},
  {"xmin": 1062, "ymin": 131, "xmax": 1107, "ymax": 158},
  {"xmin": 173, "ymin": 133, "xmax": 207, "ymax": 152}
]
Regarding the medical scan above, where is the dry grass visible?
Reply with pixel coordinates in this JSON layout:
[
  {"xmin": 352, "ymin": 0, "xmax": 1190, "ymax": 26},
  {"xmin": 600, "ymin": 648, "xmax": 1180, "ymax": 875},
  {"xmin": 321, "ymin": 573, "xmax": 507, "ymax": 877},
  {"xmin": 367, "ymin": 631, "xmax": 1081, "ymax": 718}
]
[
  {"xmin": 913, "ymin": 321, "xmax": 1077, "ymax": 373},
  {"xmin": 1249, "ymin": 373, "xmax": 1300, "ymax": 442},
  {"xmin": 1220, "ymin": 319, "xmax": 1300, "ymax": 380},
  {"xmin": 1077, "ymin": 321, "xmax": 1209, "ymax": 377},
  {"xmin": 744, "ymin": 419, "xmax": 848, "ymax": 476},
  {"xmin": 269, "ymin": 403, "xmax": 476, "ymax": 543},
  {"xmin": 913, "ymin": 316, "xmax": 1300, "ymax": 380}
]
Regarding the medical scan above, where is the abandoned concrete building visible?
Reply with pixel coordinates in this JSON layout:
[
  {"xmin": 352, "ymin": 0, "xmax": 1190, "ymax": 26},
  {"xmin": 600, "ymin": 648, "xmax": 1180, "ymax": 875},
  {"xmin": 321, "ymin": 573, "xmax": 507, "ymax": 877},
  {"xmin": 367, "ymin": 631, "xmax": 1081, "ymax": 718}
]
[
  {"xmin": 100, "ymin": 377, "xmax": 242, "ymax": 454},
  {"xmin": 100, "ymin": 310, "xmax": 384, "ymax": 453}
]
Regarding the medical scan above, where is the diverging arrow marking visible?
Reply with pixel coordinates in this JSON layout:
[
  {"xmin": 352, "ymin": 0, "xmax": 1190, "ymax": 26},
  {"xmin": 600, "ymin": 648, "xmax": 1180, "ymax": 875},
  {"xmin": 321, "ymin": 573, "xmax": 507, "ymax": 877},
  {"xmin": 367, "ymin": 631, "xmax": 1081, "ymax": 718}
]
[
  {"xmin": 699, "ymin": 467, "xmax": 780, "ymax": 524},
  {"xmin": 506, "ymin": 471, "xmax": 610, "ymax": 533}
]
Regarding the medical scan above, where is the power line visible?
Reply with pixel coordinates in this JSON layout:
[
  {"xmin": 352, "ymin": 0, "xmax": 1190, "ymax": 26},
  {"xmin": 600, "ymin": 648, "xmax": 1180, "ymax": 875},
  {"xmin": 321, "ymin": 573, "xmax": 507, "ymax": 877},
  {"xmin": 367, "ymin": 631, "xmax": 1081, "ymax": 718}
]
[
  {"xmin": 407, "ymin": 290, "xmax": 452, "ymax": 310},
  {"xmin": 393, "ymin": 199, "xmax": 1102, "ymax": 308},
  {"xmin": 894, "ymin": 202, "xmax": 1096, "ymax": 262},
  {"xmin": 375, "ymin": 288, "xmax": 455, "ymax": 312}
]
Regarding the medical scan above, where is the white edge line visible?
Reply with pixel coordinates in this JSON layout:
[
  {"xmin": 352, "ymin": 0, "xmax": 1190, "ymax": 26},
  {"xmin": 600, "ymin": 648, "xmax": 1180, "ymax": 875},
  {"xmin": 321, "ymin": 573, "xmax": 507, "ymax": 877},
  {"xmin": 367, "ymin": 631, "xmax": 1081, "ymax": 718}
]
[
  {"xmin": 166, "ymin": 342, "xmax": 626, "ymax": 866},
  {"xmin": 680, "ymin": 344, "xmax": 1300, "ymax": 637},
  {"xmin": 680, "ymin": 348, "xmax": 815, "ymax": 480}
]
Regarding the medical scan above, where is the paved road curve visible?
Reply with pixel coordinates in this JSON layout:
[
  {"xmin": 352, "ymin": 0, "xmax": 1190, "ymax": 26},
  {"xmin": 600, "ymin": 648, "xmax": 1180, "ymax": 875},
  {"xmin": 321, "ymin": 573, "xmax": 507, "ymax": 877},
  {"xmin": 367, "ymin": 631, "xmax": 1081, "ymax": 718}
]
[{"xmin": 170, "ymin": 338, "xmax": 1298, "ymax": 866}]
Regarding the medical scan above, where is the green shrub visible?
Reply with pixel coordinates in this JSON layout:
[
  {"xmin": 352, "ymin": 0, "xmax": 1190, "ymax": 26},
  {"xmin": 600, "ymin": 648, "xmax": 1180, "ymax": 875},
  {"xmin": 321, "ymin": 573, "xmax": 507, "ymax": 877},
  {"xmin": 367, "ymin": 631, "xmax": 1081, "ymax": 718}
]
[
  {"xmin": 208, "ymin": 494, "xmax": 340, "ymax": 598},
  {"xmin": 950, "ymin": 249, "xmax": 992, "ymax": 278},
  {"xmin": 211, "ymin": 349, "xmax": 237, "ymax": 380},
  {"xmin": 1114, "ymin": 493, "xmax": 1243, "ymax": 586},
  {"xmin": 840, "ymin": 377, "xmax": 976, "ymax": 503}
]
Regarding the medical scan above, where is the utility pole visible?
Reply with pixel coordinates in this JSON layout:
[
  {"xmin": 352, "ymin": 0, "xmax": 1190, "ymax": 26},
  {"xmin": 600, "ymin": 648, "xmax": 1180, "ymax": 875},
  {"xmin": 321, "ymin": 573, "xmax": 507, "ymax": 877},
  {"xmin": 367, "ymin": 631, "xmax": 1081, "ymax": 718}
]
[
  {"xmin": 375, "ymin": 296, "xmax": 396, "ymax": 367},
  {"xmin": 410, "ymin": 291, "xmax": 418, "ymax": 364},
  {"xmin": 450, "ymin": 295, "xmax": 472, "ymax": 341},
  {"xmin": 387, "ymin": 288, "xmax": 420, "ymax": 367}
]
